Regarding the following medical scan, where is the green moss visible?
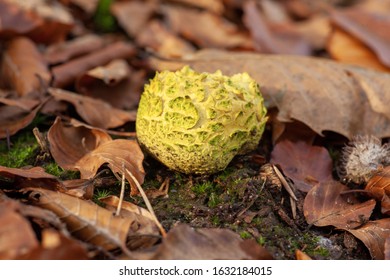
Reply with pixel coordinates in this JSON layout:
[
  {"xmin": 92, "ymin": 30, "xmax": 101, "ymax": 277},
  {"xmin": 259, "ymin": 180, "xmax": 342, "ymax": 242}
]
[
  {"xmin": 257, "ymin": 235, "xmax": 266, "ymax": 246},
  {"xmin": 239, "ymin": 231, "xmax": 252, "ymax": 239},
  {"xmin": 43, "ymin": 162, "xmax": 80, "ymax": 180},
  {"xmin": 0, "ymin": 132, "xmax": 38, "ymax": 168},
  {"xmin": 192, "ymin": 181, "xmax": 215, "ymax": 195}
]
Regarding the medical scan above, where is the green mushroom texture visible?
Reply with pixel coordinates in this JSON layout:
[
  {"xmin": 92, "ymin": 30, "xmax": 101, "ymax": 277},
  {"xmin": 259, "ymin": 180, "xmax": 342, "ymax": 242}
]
[{"xmin": 136, "ymin": 66, "xmax": 268, "ymax": 174}]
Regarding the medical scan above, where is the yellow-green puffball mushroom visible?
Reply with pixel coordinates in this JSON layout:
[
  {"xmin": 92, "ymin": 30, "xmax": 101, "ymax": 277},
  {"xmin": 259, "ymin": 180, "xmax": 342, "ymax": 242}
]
[{"xmin": 136, "ymin": 66, "xmax": 268, "ymax": 174}]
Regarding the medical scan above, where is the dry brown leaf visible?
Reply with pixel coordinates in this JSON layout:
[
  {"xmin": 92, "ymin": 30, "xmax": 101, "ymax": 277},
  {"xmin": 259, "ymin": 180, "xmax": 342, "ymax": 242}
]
[
  {"xmin": 136, "ymin": 20, "xmax": 195, "ymax": 58},
  {"xmin": 44, "ymin": 34, "xmax": 106, "ymax": 65},
  {"xmin": 270, "ymin": 139, "xmax": 333, "ymax": 192},
  {"xmin": 0, "ymin": 166, "xmax": 64, "ymax": 190},
  {"xmin": 365, "ymin": 166, "xmax": 390, "ymax": 201},
  {"xmin": 151, "ymin": 49, "xmax": 390, "ymax": 139},
  {"xmin": 385, "ymin": 237, "xmax": 390, "ymax": 260},
  {"xmin": 347, "ymin": 218, "xmax": 390, "ymax": 259},
  {"xmin": 0, "ymin": 193, "xmax": 38, "ymax": 259},
  {"xmin": 167, "ymin": 0, "xmax": 224, "ymax": 14},
  {"xmin": 47, "ymin": 117, "xmax": 145, "ymax": 195},
  {"xmin": 243, "ymin": 0, "xmax": 311, "ymax": 55},
  {"xmin": 0, "ymin": 101, "xmax": 42, "ymax": 139},
  {"xmin": 331, "ymin": 8, "xmax": 390, "ymax": 67},
  {"xmin": 1, "ymin": 36, "xmax": 51, "ymax": 96},
  {"xmin": 52, "ymin": 41, "xmax": 136, "ymax": 88},
  {"xmin": 327, "ymin": 28, "xmax": 390, "ymax": 72},
  {"xmin": 296, "ymin": 249, "xmax": 312, "ymax": 260},
  {"xmin": 0, "ymin": 0, "xmax": 73, "ymax": 44},
  {"xmin": 295, "ymin": 15, "xmax": 332, "ymax": 50},
  {"xmin": 17, "ymin": 229, "xmax": 89, "ymax": 260},
  {"xmin": 162, "ymin": 5, "xmax": 252, "ymax": 49},
  {"xmin": 48, "ymin": 88, "xmax": 136, "ymax": 129},
  {"xmin": 75, "ymin": 59, "xmax": 143, "ymax": 110},
  {"xmin": 47, "ymin": 117, "xmax": 112, "ymax": 169},
  {"xmin": 365, "ymin": 166, "xmax": 390, "ymax": 215},
  {"xmin": 69, "ymin": 0, "xmax": 99, "ymax": 14},
  {"xmin": 25, "ymin": 188, "xmax": 159, "ymax": 252},
  {"xmin": 100, "ymin": 195, "xmax": 155, "ymax": 221},
  {"xmin": 135, "ymin": 224, "xmax": 272, "ymax": 260},
  {"xmin": 304, "ymin": 181, "xmax": 376, "ymax": 229},
  {"xmin": 111, "ymin": 0, "xmax": 157, "ymax": 37}
]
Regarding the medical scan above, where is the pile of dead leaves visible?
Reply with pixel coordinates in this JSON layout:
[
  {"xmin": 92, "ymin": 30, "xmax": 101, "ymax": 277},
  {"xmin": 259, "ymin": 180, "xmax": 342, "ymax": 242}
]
[{"xmin": 1, "ymin": 0, "xmax": 390, "ymax": 260}]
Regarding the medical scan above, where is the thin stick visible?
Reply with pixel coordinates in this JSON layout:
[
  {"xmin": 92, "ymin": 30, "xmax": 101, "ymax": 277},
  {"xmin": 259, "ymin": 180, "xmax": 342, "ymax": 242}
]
[
  {"xmin": 115, "ymin": 162, "xmax": 126, "ymax": 216},
  {"xmin": 126, "ymin": 168, "xmax": 167, "ymax": 237},
  {"xmin": 272, "ymin": 164, "xmax": 298, "ymax": 201}
]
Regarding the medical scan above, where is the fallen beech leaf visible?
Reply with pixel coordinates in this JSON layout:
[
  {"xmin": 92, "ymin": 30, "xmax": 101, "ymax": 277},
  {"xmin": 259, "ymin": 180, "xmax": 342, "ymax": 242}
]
[
  {"xmin": 295, "ymin": 15, "xmax": 332, "ymax": 50},
  {"xmin": 47, "ymin": 117, "xmax": 112, "ymax": 169},
  {"xmin": 111, "ymin": 0, "xmax": 157, "ymax": 37},
  {"xmin": 0, "ymin": 166, "xmax": 64, "ymax": 190},
  {"xmin": 162, "ymin": 5, "xmax": 252, "ymax": 49},
  {"xmin": 135, "ymin": 224, "xmax": 272, "ymax": 260},
  {"xmin": 25, "ymin": 188, "xmax": 159, "ymax": 252},
  {"xmin": 62, "ymin": 179, "xmax": 94, "ymax": 199},
  {"xmin": 48, "ymin": 88, "xmax": 136, "ymax": 129},
  {"xmin": 331, "ymin": 8, "xmax": 390, "ymax": 67},
  {"xmin": 243, "ymin": 0, "xmax": 311, "ymax": 55},
  {"xmin": 270, "ymin": 139, "xmax": 333, "ymax": 192},
  {"xmin": 0, "ymin": 194, "xmax": 38, "ymax": 259},
  {"xmin": 347, "ymin": 218, "xmax": 390, "ymax": 259},
  {"xmin": 365, "ymin": 166, "xmax": 390, "ymax": 201},
  {"xmin": 44, "ymin": 34, "xmax": 106, "ymax": 65},
  {"xmin": 304, "ymin": 181, "xmax": 376, "ymax": 229},
  {"xmin": 100, "ymin": 195, "xmax": 155, "ymax": 221},
  {"xmin": 136, "ymin": 20, "xmax": 195, "ymax": 58},
  {"xmin": 0, "ymin": 0, "xmax": 73, "ymax": 44},
  {"xmin": 0, "ymin": 101, "xmax": 42, "ymax": 139},
  {"xmin": 52, "ymin": 41, "xmax": 136, "ymax": 88},
  {"xmin": 385, "ymin": 238, "xmax": 390, "ymax": 260},
  {"xmin": 17, "ymin": 229, "xmax": 88, "ymax": 260},
  {"xmin": 365, "ymin": 166, "xmax": 390, "ymax": 214},
  {"xmin": 1, "ymin": 37, "xmax": 51, "ymax": 96},
  {"xmin": 0, "ymin": 95, "xmax": 40, "ymax": 111},
  {"xmin": 76, "ymin": 59, "xmax": 143, "ymax": 110},
  {"xmin": 69, "ymin": 0, "xmax": 99, "ymax": 14},
  {"xmin": 168, "ymin": 0, "xmax": 224, "ymax": 14},
  {"xmin": 327, "ymin": 28, "xmax": 390, "ymax": 72},
  {"xmin": 151, "ymin": 49, "xmax": 390, "ymax": 139},
  {"xmin": 47, "ymin": 117, "xmax": 145, "ymax": 195},
  {"xmin": 296, "ymin": 249, "xmax": 312, "ymax": 260}
]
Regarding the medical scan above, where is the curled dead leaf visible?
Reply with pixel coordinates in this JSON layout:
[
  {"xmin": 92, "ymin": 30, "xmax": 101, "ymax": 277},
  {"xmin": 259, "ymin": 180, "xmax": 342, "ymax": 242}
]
[
  {"xmin": 0, "ymin": 193, "xmax": 38, "ymax": 259},
  {"xmin": 75, "ymin": 60, "xmax": 143, "ymax": 110},
  {"xmin": 25, "ymin": 188, "xmax": 159, "ymax": 253},
  {"xmin": 365, "ymin": 166, "xmax": 390, "ymax": 215},
  {"xmin": 47, "ymin": 117, "xmax": 145, "ymax": 195},
  {"xmin": 270, "ymin": 139, "xmax": 333, "ymax": 192},
  {"xmin": 134, "ymin": 224, "xmax": 272, "ymax": 260},
  {"xmin": 52, "ymin": 41, "xmax": 136, "ymax": 88},
  {"xmin": 331, "ymin": 8, "xmax": 390, "ymax": 67},
  {"xmin": 0, "ymin": 165, "xmax": 64, "ymax": 191},
  {"xmin": 347, "ymin": 218, "xmax": 390, "ymax": 259},
  {"xmin": 1, "ymin": 36, "xmax": 51, "ymax": 96},
  {"xmin": 48, "ymin": 88, "xmax": 136, "ymax": 129},
  {"xmin": 303, "ymin": 181, "xmax": 376, "ymax": 229},
  {"xmin": 162, "ymin": 5, "xmax": 252, "ymax": 49},
  {"xmin": 17, "ymin": 229, "xmax": 89, "ymax": 260}
]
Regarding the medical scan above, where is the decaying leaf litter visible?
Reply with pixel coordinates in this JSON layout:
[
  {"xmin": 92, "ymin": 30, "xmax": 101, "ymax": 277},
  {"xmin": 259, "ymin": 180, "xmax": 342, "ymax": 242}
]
[{"xmin": 0, "ymin": 0, "xmax": 390, "ymax": 260}]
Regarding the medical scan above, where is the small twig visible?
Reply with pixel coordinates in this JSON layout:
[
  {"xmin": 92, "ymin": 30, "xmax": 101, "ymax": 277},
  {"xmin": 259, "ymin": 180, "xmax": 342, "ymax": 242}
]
[
  {"xmin": 290, "ymin": 196, "xmax": 297, "ymax": 220},
  {"xmin": 126, "ymin": 168, "xmax": 167, "ymax": 238},
  {"xmin": 33, "ymin": 127, "xmax": 50, "ymax": 153},
  {"xmin": 272, "ymin": 164, "xmax": 298, "ymax": 201},
  {"xmin": 115, "ymin": 162, "xmax": 126, "ymax": 216}
]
